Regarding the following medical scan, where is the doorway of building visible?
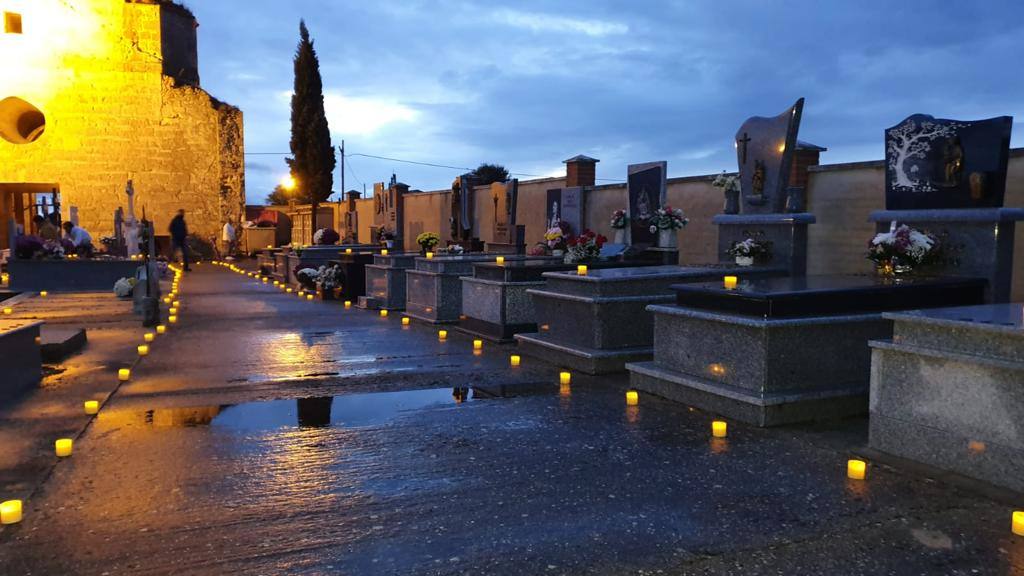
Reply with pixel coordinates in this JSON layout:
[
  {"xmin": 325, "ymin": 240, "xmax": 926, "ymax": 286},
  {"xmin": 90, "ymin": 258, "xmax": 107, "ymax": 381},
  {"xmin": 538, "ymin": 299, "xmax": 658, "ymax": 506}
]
[{"xmin": 0, "ymin": 183, "xmax": 62, "ymax": 252}]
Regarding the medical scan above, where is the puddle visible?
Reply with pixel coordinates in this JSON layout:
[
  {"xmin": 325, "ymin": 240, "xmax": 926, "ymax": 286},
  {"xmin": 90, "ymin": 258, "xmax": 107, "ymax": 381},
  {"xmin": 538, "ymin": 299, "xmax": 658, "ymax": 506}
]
[{"xmin": 144, "ymin": 387, "xmax": 474, "ymax": 431}]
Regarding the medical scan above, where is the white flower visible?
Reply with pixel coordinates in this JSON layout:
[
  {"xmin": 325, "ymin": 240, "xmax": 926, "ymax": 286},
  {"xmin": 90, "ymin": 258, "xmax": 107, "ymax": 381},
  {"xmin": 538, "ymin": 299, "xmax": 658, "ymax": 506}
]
[{"xmin": 649, "ymin": 225, "xmax": 657, "ymax": 234}]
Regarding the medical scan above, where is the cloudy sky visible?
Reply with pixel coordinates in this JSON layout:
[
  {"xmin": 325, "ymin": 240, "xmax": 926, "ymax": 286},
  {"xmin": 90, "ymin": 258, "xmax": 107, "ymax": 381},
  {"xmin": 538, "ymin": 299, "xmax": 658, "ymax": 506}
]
[{"xmin": 186, "ymin": 0, "xmax": 1024, "ymax": 203}]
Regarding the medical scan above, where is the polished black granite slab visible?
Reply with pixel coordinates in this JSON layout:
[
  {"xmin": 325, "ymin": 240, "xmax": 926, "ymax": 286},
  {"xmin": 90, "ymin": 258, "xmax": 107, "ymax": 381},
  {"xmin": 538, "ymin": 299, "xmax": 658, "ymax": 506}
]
[
  {"xmin": 672, "ymin": 275, "xmax": 987, "ymax": 319},
  {"xmin": 331, "ymin": 252, "xmax": 377, "ymax": 299},
  {"xmin": 472, "ymin": 259, "xmax": 658, "ymax": 282}
]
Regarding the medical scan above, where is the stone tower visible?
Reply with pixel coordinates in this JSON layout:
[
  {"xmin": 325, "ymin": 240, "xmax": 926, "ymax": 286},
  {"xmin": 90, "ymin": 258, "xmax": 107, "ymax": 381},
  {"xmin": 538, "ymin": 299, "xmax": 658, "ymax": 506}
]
[{"xmin": 0, "ymin": 0, "xmax": 244, "ymax": 246}]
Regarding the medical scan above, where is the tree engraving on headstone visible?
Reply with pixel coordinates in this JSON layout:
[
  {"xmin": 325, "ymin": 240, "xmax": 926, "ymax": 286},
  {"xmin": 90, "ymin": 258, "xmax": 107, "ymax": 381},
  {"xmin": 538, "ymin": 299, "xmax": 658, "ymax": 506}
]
[
  {"xmin": 734, "ymin": 98, "xmax": 803, "ymax": 214},
  {"xmin": 627, "ymin": 161, "xmax": 667, "ymax": 247},
  {"xmin": 884, "ymin": 114, "xmax": 1012, "ymax": 210}
]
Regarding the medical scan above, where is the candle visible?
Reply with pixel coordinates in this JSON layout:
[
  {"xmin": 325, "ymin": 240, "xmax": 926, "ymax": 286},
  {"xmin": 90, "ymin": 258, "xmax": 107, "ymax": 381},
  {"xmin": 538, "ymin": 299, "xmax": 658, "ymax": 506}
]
[
  {"xmin": 287, "ymin": 288, "xmax": 294, "ymax": 293},
  {"xmin": 577, "ymin": 265, "xmax": 588, "ymax": 276},
  {"xmin": 169, "ymin": 307, "xmax": 178, "ymax": 315},
  {"xmin": 438, "ymin": 330, "xmax": 448, "ymax": 340},
  {"xmin": 346, "ymin": 248, "xmax": 353, "ymax": 254},
  {"xmin": 1013, "ymin": 511, "xmax": 1024, "ymax": 536},
  {"xmin": 307, "ymin": 294, "xmax": 314, "ymax": 300},
  {"xmin": 625, "ymin": 390, "xmax": 639, "ymax": 406},
  {"xmin": 168, "ymin": 315, "xmax": 178, "ymax": 324},
  {"xmin": 847, "ymin": 459, "xmax": 867, "ymax": 480},
  {"xmin": 156, "ymin": 325, "xmax": 166, "ymax": 334},
  {"xmin": 473, "ymin": 339, "xmax": 483, "ymax": 350},
  {"xmin": 40, "ymin": 291, "xmax": 48, "ymax": 297},
  {"xmin": 298, "ymin": 290, "xmax": 305, "ymax": 297},
  {"xmin": 3, "ymin": 307, "xmax": 11, "ymax": 315},
  {"xmin": 712, "ymin": 420, "xmax": 728, "ymax": 438},
  {"xmin": 724, "ymin": 276, "xmax": 738, "ymax": 289},
  {"xmin": 425, "ymin": 252, "xmax": 434, "ymax": 259},
  {"xmin": 84, "ymin": 400, "xmax": 99, "ymax": 415},
  {"xmin": 137, "ymin": 344, "xmax": 149, "ymax": 356},
  {"xmin": 402, "ymin": 317, "xmax": 410, "ymax": 326},
  {"xmin": 173, "ymin": 301, "xmax": 180, "ymax": 308},
  {"xmin": 262, "ymin": 278, "xmax": 269, "ymax": 283},
  {"xmin": 144, "ymin": 332, "xmax": 155, "ymax": 343},
  {"xmin": 496, "ymin": 256, "xmax": 505, "ymax": 265},
  {"xmin": 510, "ymin": 355, "xmax": 521, "ymax": 367},
  {"xmin": 118, "ymin": 368, "xmax": 131, "ymax": 381},
  {"xmin": 163, "ymin": 297, "xmax": 171, "ymax": 304},
  {"xmin": 381, "ymin": 249, "xmax": 389, "ymax": 256},
  {"xmin": 344, "ymin": 301, "xmax": 352, "ymax": 309},
  {"xmin": 559, "ymin": 371, "xmax": 571, "ymax": 385},
  {"xmin": 380, "ymin": 309, "xmax": 389, "ymax": 317},
  {"xmin": 1, "ymin": 500, "xmax": 22, "ymax": 524},
  {"xmin": 55, "ymin": 438, "xmax": 73, "ymax": 457}
]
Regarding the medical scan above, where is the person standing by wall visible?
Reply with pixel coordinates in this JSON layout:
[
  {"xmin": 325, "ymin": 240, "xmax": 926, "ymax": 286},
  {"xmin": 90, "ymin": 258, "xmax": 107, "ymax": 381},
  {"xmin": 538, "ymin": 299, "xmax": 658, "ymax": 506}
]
[
  {"xmin": 222, "ymin": 220, "xmax": 236, "ymax": 260},
  {"xmin": 169, "ymin": 209, "xmax": 191, "ymax": 271}
]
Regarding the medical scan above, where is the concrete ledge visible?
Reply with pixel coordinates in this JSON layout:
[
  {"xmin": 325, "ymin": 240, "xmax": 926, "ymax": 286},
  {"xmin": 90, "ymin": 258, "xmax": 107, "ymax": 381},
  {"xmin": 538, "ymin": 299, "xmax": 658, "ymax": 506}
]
[
  {"xmin": 514, "ymin": 332, "xmax": 652, "ymax": 374},
  {"xmin": 0, "ymin": 319, "xmax": 43, "ymax": 402},
  {"xmin": 9, "ymin": 259, "xmax": 141, "ymax": 292},
  {"xmin": 40, "ymin": 327, "xmax": 88, "ymax": 363}
]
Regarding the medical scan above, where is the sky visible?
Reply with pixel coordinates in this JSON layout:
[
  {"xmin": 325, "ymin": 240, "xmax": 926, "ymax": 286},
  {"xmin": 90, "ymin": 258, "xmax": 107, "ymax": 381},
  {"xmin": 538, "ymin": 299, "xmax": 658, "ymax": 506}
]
[{"xmin": 185, "ymin": 0, "xmax": 1024, "ymax": 204}]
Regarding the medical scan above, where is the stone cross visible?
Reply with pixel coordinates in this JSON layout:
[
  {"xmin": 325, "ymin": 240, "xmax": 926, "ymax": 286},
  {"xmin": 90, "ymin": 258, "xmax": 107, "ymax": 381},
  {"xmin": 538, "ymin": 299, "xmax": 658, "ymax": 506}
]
[{"xmin": 736, "ymin": 132, "xmax": 752, "ymax": 164}]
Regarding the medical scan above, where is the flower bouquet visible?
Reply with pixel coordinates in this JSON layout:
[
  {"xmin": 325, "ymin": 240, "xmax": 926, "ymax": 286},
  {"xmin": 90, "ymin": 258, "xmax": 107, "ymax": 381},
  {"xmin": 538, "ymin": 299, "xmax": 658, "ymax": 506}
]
[
  {"xmin": 315, "ymin": 264, "xmax": 345, "ymax": 299},
  {"xmin": 712, "ymin": 171, "xmax": 742, "ymax": 214},
  {"xmin": 295, "ymin": 266, "xmax": 319, "ymax": 290},
  {"xmin": 113, "ymin": 277, "xmax": 137, "ymax": 298},
  {"xmin": 313, "ymin": 228, "xmax": 340, "ymax": 246},
  {"xmin": 544, "ymin": 226, "xmax": 568, "ymax": 255},
  {"xmin": 565, "ymin": 229, "xmax": 607, "ymax": 263},
  {"xmin": 649, "ymin": 206, "xmax": 688, "ymax": 248},
  {"xmin": 726, "ymin": 238, "xmax": 772, "ymax": 266},
  {"xmin": 610, "ymin": 209, "xmax": 629, "ymax": 243},
  {"xmin": 416, "ymin": 232, "xmax": 440, "ymax": 255},
  {"xmin": 867, "ymin": 224, "xmax": 940, "ymax": 276}
]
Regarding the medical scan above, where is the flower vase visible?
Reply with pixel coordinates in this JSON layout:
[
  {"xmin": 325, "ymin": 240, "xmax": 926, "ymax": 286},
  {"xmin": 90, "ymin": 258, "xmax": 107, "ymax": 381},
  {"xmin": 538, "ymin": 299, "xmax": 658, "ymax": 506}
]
[
  {"xmin": 724, "ymin": 188, "xmax": 740, "ymax": 215},
  {"xmin": 613, "ymin": 228, "xmax": 626, "ymax": 244},
  {"xmin": 658, "ymin": 229, "xmax": 677, "ymax": 249},
  {"xmin": 735, "ymin": 256, "xmax": 754, "ymax": 267},
  {"xmin": 385, "ymin": 240, "xmax": 394, "ymax": 249}
]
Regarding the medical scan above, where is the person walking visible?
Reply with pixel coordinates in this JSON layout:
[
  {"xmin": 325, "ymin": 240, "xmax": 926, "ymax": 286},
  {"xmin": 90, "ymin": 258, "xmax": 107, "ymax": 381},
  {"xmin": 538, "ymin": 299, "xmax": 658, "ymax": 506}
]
[
  {"xmin": 222, "ymin": 220, "xmax": 236, "ymax": 260},
  {"xmin": 169, "ymin": 209, "xmax": 191, "ymax": 271}
]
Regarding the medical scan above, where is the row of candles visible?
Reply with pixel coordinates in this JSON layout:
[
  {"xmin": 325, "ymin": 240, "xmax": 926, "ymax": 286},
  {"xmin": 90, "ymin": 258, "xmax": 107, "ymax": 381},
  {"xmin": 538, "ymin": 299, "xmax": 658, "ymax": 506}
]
[
  {"xmin": 193, "ymin": 260, "xmax": 1024, "ymax": 540},
  {"xmin": 1, "ymin": 264, "xmax": 187, "ymax": 525}
]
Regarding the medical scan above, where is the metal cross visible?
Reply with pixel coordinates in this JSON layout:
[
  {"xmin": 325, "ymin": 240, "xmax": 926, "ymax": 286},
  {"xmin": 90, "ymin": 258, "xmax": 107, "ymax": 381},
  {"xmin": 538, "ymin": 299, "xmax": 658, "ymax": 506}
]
[{"xmin": 737, "ymin": 132, "xmax": 752, "ymax": 164}]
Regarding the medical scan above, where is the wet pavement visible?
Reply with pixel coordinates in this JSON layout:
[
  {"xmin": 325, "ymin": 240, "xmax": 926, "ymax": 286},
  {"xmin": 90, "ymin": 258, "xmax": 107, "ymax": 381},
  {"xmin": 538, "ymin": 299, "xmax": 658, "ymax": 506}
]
[{"xmin": 1, "ymin": 264, "xmax": 1022, "ymax": 575}]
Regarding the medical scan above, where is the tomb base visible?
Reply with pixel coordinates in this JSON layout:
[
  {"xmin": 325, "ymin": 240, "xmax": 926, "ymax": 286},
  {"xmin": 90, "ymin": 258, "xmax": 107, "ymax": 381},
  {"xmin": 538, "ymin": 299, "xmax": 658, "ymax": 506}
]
[
  {"xmin": 713, "ymin": 212, "xmax": 815, "ymax": 276},
  {"xmin": 358, "ymin": 253, "xmax": 417, "ymax": 311},
  {"xmin": 0, "ymin": 319, "xmax": 43, "ymax": 402}
]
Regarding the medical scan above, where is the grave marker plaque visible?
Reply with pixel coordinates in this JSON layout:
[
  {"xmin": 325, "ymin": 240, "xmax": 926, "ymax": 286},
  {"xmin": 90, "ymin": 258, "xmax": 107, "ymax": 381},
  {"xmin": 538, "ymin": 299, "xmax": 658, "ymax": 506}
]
[
  {"xmin": 734, "ymin": 98, "xmax": 803, "ymax": 214},
  {"xmin": 627, "ymin": 161, "xmax": 667, "ymax": 247},
  {"xmin": 884, "ymin": 114, "xmax": 1012, "ymax": 210}
]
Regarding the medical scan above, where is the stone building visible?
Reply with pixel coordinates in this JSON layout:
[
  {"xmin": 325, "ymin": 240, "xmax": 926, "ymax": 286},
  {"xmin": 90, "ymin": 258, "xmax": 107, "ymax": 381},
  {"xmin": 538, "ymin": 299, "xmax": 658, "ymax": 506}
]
[{"xmin": 0, "ymin": 0, "xmax": 244, "ymax": 248}]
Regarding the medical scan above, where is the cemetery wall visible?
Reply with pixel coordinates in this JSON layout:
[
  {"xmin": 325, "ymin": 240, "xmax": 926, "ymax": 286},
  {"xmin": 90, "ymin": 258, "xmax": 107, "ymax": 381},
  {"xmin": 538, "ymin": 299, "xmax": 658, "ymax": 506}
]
[{"xmin": 0, "ymin": 0, "xmax": 245, "ymax": 242}]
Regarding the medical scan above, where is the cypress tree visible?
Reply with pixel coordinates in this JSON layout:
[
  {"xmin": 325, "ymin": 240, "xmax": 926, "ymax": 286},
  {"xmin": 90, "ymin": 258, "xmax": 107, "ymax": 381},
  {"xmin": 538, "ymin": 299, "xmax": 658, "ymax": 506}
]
[{"xmin": 288, "ymin": 20, "xmax": 335, "ymax": 240}]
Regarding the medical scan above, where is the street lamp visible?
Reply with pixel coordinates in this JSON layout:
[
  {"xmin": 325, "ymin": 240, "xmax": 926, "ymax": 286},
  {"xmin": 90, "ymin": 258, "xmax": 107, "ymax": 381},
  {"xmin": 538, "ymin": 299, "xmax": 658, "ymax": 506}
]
[{"xmin": 281, "ymin": 175, "xmax": 296, "ymax": 191}]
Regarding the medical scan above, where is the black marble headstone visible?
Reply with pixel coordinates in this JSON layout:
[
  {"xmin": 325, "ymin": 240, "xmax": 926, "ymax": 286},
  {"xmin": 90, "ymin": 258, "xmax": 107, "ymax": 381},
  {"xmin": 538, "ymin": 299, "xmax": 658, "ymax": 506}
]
[
  {"xmin": 884, "ymin": 114, "xmax": 1012, "ymax": 210},
  {"xmin": 627, "ymin": 161, "xmax": 667, "ymax": 247},
  {"xmin": 545, "ymin": 187, "xmax": 584, "ymax": 236},
  {"xmin": 734, "ymin": 98, "xmax": 803, "ymax": 214}
]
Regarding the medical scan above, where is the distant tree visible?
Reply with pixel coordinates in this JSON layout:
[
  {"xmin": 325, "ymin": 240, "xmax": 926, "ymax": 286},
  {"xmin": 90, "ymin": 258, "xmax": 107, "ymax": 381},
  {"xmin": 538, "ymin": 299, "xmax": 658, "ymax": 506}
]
[
  {"xmin": 287, "ymin": 20, "xmax": 335, "ymax": 238},
  {"xmin": 265, "ymin": 185, "xmax": 291, "ymax": 206},
  {"xmin": 471, "ymin": 163, "xmax": 509, "ymax": 185}
]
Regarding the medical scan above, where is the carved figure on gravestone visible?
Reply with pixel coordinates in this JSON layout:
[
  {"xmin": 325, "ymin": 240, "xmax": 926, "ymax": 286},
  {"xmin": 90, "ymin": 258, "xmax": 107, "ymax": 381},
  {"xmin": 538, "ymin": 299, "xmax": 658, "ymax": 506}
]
[
  {"xmin": 549, "ymin": 201, "xmax": 560, "ymax": 228},
  {"xmin": 942, "ymin": 137, "xmax": 963, "ymax": 187},
  {"xmin": 123, "ymin": 180, "xmax": 140, "ymax": 257},
  {"xmin": 635, "ymin": 188, "xmax": 652, "ymax": 221},
  {"xmin": 969, "ymin": 172, "xmax": 987, "ymax": 201},
  {"xmin": 751, "ymin": 160, "xmax": 765, "ymax": 198}
]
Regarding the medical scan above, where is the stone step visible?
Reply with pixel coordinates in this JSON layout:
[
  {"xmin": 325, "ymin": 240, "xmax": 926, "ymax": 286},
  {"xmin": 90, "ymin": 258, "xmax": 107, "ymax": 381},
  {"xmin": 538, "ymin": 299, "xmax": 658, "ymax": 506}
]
[{"xmin": 40, "ymin": 326, "xmax": 88, "ymax": 362}]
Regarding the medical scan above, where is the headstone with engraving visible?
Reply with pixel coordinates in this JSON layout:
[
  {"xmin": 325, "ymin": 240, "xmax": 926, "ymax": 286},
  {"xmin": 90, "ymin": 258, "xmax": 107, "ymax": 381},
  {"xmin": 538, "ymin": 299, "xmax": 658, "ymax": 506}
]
[
  {"xmin": 545, "ymin": 186, "xmax": 584, "ymax": 237},
  {"xmin": 626, "ymin": 161, "xmax": 667, "ymax": 248},
  {"xmin": 373, "ymin": 179, "xmax": 406, "ymax": 249},
  {"xmin": 450, "ymin": 173, "xmax": 478, "ymax": 245},
  {"xmin": 713, "ymin": 98, "xmax": 815, "ymax": 276},
  {"xmin": 871, "ymin": 113, "xmax": 1021, "ymax": 302},
  {"xmin": 487, "ymin": 179, "xmax": 518, "ymax": 253}
]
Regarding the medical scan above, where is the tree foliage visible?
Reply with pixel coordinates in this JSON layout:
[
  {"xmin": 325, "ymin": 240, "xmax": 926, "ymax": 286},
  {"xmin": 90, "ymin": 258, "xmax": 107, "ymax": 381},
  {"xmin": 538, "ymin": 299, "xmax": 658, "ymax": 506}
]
[
  {"xmin": 470, "ymin": 163, "xmax": 509, "ymax": 185},
  {"xmin": 265, "ymin": 185, "xmax": 291, "ymax": 206},
  {"xmin": 287, "ymin": 20, "xmax": 335, "ymax": 206}
]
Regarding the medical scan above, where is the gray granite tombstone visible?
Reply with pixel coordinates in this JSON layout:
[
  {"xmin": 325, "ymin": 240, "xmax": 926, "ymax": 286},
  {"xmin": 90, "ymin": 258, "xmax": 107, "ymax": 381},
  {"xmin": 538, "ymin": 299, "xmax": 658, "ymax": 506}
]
[
  {"xmin": 373, "ymin": 179, "xmax": 406, "ymax": 248},
  {"xmin": 713, "ymin": 98, "xmax": 814, "ymax": 276},
  {"xmin": 626, "ymin": 161, "xmax": 667, "ymax": 247},
  {"xmin": 871, "ymin": 113, "xmax": 1021, "ymax": 302}
]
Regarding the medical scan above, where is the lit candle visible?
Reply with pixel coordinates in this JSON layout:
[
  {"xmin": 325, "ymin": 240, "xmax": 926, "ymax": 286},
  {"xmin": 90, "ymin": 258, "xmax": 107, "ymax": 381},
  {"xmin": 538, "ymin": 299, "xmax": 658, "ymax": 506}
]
[
  {"xmin": 438, "ymin": 330, "xmax": 448, "ymax": 340},
  {"xmin": 847, "ymin": 459, "xmax": 867, "ymax": 480},
  {"xmin": 625, "ymin": 390, "xmax": 639, "ymax": 405},
  {"xmin": 1013, "ymin": 511, "xmax": 1024, "ymax": 536},
  {"xmin": 344, "ymin": 301, "xmax": 352, "ymax": 309},
  {"xmin": 55, "ymin": 438, "xmax": 73, "ymax": 457},
  {"xmin": 577, "ymin": 265, "xmax": 588, "ymax": 276},
  {"xmin": 168, "ymin": 315, "xmax": 178, "ymax": 324},
  {"xmin": 560, "ymin": 371, "xmax": 571, "ymax": 385},
  {"xmin": 307, "ymin": 294, "xmax": 314, "ymax": 300},
  {"xmin": 84, "ymin": 400, "xmax": 99, "ymax": 415},
  {"xmin": 172, "ymin": 301, "xmax": 180, "ymax": 308},
  {"xmin": 426, "ymin": 252, "xmax": 434, "ymax": 259},
  {"xmin": 346, "ymin": 248, "xmax": 353, "ymax": 254},
  {"xmin": 402, "ymin": 317, "xmax": 410, "ymax": 326},
  {"xmin": 156, "ymin": 325, "xmax": 166, "ymax": 334},
  {"xmin": 381, "ymin": 249, "xmax": 389, "ymax": 256},
  {"xmin": 262, "ymin": 278, "xmax": 269, "ymax": 283},
  {"xmin": 712, "ymin": 420, "xmax": 728, "ymax": 438},
  {"xmin": 163, "ymin": 297, "xmax": 171, "ymax": 304},
  {"xmin": 137, "ymin": 344, "xmax": 149, "ymax": 356},
  {"xmin": 1, "ymin": 500, "xmax": 23, "ymax": 524},
  {"xmin": 287, "ymin": 288, "xmax": 294, "ymax": 293},
  {"xmin": 118, "ymin": 368, "xmax": 131, "ymax": 381},
  {"xmin": 169, "ymin": 307, "xmax": 178, "ymax": 315},
  {"xmin": 724, "ymin": 276, "xmax": 738, "ymax": 289},
  {"xmin": 510, "ymin": 355, "xmax": 521, "ymax": 367},
  {"xmin": 473, "ymin": 339, "xmax": 483, "ymax": 350},
  {"xmin": 39, "ymin": 291, "xmax": 48, "ymax": 297},
  {"xmin": 144, "ymin": 332, "xmax": 155, "ymax": 343},
  {"xmin": 3, "ymin": 307, "xmax": 12, "ymax": 315},
  {"xmin": 496, "ymin": 256, "xmax": 505, "ymax": 265},
  {"xmin": 298, "ymin": 290, "xmax": 305, "ymax": 297},
  {"xmin": 380, "ymin": 309, "xmax": 389, "ymax": 317}
]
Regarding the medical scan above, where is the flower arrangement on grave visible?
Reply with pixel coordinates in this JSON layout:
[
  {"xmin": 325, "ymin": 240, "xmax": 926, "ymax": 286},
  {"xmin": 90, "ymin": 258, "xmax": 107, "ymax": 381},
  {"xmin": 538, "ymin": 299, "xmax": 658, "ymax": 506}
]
[
  {"xmin": 649, "ymin": 206, "xmax": 689, "ymax": 232},
  {"xmin": 544, "ymin": 225, "xmax": 568, "ymax": 253},
  {"xmin": 726, "ymin": 237, "xmax": 772, "ymax": 266},
  {"xmin": 443, "ymin": 244, "xmax": 465, "ymax": 255},
  {"xmin": 527, "ymin": 243, "xmax": 550, "ymax": 256},
  {"xmin": 315, "ymin": 264, "xmax": 345, "ymax": 298},
  {"xmin": 113, "ymin": 277, "xmax": 137, "ymax": 298},
  {"xmin": 610, "ymin": 209, "xmax": 628, "ymax": 229},
  {"xmin": 867, "ymin": 224, "xmax": 940, "ymax": 275},
  {"xmin": 712, "ymin": 171, "xmax": 742, "ymax": 214},
  {"xmin": 313, "ymin": 228, "xmax": 340, "ymax": 245},
  {"xmin": 40, "ymin": 238, "xmax": 75, "ymax": 260},
  {"xmin": 14, "ymin": 235, "xmax": 44, "ymax": 259},
  {"xmin": 295, "ymin": 266, "xmax": 319, "ymax": 290},
  {"xmin": 416, "ymin": 232, "xmax": 440, "ymax": 254},
  {"xmin": 565, "ymin": 229, "xmax": 607, "ymax": 263}
]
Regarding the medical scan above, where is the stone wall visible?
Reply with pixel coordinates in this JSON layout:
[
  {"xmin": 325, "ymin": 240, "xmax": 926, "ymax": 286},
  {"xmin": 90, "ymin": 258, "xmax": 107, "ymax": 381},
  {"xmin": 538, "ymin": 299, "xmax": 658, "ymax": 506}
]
[{"xmin": 0, "ymin": 0, "xmax": 244, "ymax": 244}]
